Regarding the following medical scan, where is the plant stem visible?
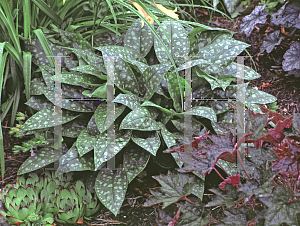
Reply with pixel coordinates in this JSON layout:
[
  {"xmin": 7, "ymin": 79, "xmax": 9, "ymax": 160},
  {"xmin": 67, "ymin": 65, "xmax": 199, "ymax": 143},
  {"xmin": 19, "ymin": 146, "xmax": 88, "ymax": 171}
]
[
  {"xmin": 214, "ymin": 167, "xmax": 225, "ymax": 181},
  {"xmin": 217, "ymin": 162, "xmax": 230, "ymax": 177}
]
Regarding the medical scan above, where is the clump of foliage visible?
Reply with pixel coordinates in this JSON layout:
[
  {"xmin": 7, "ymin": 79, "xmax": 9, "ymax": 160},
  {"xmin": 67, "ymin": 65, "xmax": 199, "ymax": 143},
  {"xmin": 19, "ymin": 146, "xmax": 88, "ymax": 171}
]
[
  {"xmin": 144, "ymin": 104, "xmax": 300, "ymax": 225},
  {"xmin": 239, "ymin": 1, "xmax": 300, "ymax": 78},
  {"xmin": 0, "ymin": 170, "xmax": 99, "ymax": 225}
]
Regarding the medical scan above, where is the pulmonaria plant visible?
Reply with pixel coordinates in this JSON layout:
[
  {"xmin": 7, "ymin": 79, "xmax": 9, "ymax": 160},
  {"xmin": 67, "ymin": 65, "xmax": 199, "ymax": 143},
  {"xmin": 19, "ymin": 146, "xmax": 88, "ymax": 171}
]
[{"xmin": 15, "ymin": 5, "xmax": 278, "ymax": 219}]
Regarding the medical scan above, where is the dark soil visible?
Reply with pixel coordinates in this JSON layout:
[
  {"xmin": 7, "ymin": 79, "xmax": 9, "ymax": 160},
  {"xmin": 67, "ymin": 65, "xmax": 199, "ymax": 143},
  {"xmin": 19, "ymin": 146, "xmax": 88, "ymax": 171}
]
[{"xmin": 1, "ymin": 2, "xmax": 300, "ymax": 225}]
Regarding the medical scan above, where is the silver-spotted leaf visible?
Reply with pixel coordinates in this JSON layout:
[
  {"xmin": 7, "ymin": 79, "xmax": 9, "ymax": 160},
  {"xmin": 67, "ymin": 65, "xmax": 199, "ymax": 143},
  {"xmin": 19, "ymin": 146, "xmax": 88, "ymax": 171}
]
[{"xmin": 95, "ymin": 169, "xmax": 128, "ymax": 216}]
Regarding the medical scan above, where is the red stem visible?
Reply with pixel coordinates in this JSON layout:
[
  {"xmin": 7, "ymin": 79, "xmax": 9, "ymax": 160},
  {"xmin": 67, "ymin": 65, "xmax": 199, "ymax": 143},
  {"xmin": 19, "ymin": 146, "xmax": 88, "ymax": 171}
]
[
  {"xmin": 214, "ymin": 167, "xmax": 225, "ymax": 181},
  {"xmin": 217, "ymin": 162, "xmax": 230, "ymax": 177}
]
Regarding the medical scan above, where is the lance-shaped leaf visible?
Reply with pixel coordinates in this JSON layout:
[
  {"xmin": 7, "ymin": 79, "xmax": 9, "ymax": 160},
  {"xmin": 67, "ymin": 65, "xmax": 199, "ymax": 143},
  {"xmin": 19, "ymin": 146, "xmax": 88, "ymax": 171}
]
[
  {"xmin": 57, "ymin": 144, "xmax": 95, "ymax": 176},
  {"xmin": 95, "ymin": 168, "xmax": 128, "ymax": 217},
  {"xmin": 94, "ymin": 128, "xmax": 132, "ymax": 171},
  {"xmin": 119, "ymin": 106, "xmax": 162, "ymax": 131},
  {"xmin": 17, "ymin": 146, "xmax": 63, "ymax": 175},
  {"xmin": 123, "ymin": 146, "xmax": 151, "ymax": 184},
  {"xmin": 154, "ymin": 20, "xmax": 190, "ymax": 65},
  {"xmin": 17, "ymin": 108, "xmax": 82, "ymax": 133},
  {"xmin": 131, "ymin": 130, "xmax": 161, "ymax": 156},
  {"xmin": 124, "ymin": 18, "xmax": 154, "ymax": 57},
  {"xmin": 76, "ymin": 128, "xmax": 98, "ymax": 157}
]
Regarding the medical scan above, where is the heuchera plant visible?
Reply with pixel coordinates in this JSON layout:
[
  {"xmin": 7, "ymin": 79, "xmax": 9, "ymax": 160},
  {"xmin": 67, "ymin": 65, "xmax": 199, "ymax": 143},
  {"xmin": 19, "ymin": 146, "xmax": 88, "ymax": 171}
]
[
  {"xmin": 15, "ymin": 12, "xmax": 277, "ymax": 218},
  {"xmin": 143, "ymin": 104, "xmax": 300, "ymax": 225},
  {"xmin": 239, "ymin": 1, "xmax": 300, "ymax": 78}
]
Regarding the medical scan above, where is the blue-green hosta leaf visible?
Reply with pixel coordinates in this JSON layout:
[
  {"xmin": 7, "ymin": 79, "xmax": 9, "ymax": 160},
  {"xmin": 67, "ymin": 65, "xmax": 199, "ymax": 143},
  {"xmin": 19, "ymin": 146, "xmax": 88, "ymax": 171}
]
[
  {"xmin": 123, "ymin": 147, "xmax": 151, "ymax": 184},
  {"xmin": 76, "ymin": 129, "xmax": 98, "ymax": 157},
  {"xmin": 57, "ymin": 143, "xmax": 95, "ymax": 176},
  {"xmin": 154, "ymin": 20, "xmax": 190, "ymax": 66},
  {"xmin": 17, "ymin": 146, "xmax": 63, "ymax": 175},
  {"xmin": 143, "ymin": 64, "xmax": 173, "ymax": 101},
  {"xmin": 30, "ymin": 78, "xmax": 47, "ymax": 95},
  {"xmin": 95, "ymin": 45, "xmax": 147, "ymax": 65},
  {"xmin": 119, "ymin": 106, "xmax": 162, "ymax": 131},
  {"xmin": 70, "ymin": 65, "xmax": 107, "ymax": 80},
  {"xmin": 131, "ymin": 131, "xmax": 161, "ymax": 156},
  {"xmin": 18, "ymin": 108, "xmax": 82, "ymax": 133},
  {"xmin": 64, "ymin": 46, "xmax": 106, "ymax": 72},
  {"xmin": 113, "ymin": 93, "xmax": 143, "ymax": 110},
  {"xmin": 219, "ymin": 62, "xmax": 261, "ymax": 80},
  {"xmin": 197, "ymin": 37, "xmax": 250, "ymax": 74},
  {"xmin": 82, "ymin": 83, "xmax": 107, "ymax": 98},
  {"xmin": 143, "ymin": 171, "xmax": 201, "ymax": 209},
  {"xmin": 94, "ymin": 129, "xmax": 132, "ymax": 170},
  {"xmin": 42, "ymin": 89, "xmax": 95, "ymax": 112},
  {"xmin": 95, "ymin": 168, "xmax": 128, "ymax": 216},
  {"xmin": 94, "ymin": 103, "xmax": 126, "ymax": 134},
  {"xmin": 124, "ymin": 18, "xmax": 154, "ymax": 57}
]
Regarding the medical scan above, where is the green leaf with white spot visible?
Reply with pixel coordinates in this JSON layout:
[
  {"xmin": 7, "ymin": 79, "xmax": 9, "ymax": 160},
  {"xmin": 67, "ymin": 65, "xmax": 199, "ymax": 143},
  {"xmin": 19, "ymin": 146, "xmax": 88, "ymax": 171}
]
[
  {"xmin": 123, "ymin": 146, "xmax": 151, "ymax": 184},
  {"xmin": 113, "ymin": 93, "xmax": 143, "ymax": 110},
  {"xmin": 94, "ymin": 103, "xmax": 126, "ymax": 134},
  {"xmin": 124, "ymin": 18, "xmax": 154, "ymax": 57},
  {"xmin": 196, "ymin": 37, "xmax": 250, "ymax": 74},
  {"xmin": 94, "ymin": 129, "xmax": 132, "ymax": 171},
  {"xmin": 70, "ymin": 65, "xmax": 107, "ymax": 80},
  {"xmin": 64, "ymin": 46, "xmax": 105, "ymax": 72},
  {"xmin": 96, "ymin": 45, "xmax": 148, "ymax": 65},
  {"xmin": 143, "ymin": 63, "xmax": 172, "ymax": 101},
  {"xmin": 131, "ymin": 131, "xmax": 161, "ymax": 156},
  {"xmin": 154, "ymin": 20, "xmax": 190, "ymax": 66},
  {"xmin": 57, "ymin": 143, "xmax": 95, "ymax": 175},
  {"xmin": 76, "ymin": 129, "xmax": 98, "ymax": 157},
  {"xmin": 18, "ymin": 108, "xmax": 82, "ymax": 133},
  {"xmin": 42, "ymin": 88, "xmax": 95, "ymax": 112},
  {"xmin": 82, "ymin": 83, "xmax": 107, "ymax": 98},
  {"xmin": 119, "ymin": 106, "xmax": 162, "ymax": 131},
  {"xmin": 95, "ymin": 168, "xmax": 128, "ymax": 216},
  {"xmin": 17, "ymin": 146, "xmax": 63, "ymax": 175},
  {"xmin": 164, "ymin": 71, "xmax": 183, "ymax": 112}
]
